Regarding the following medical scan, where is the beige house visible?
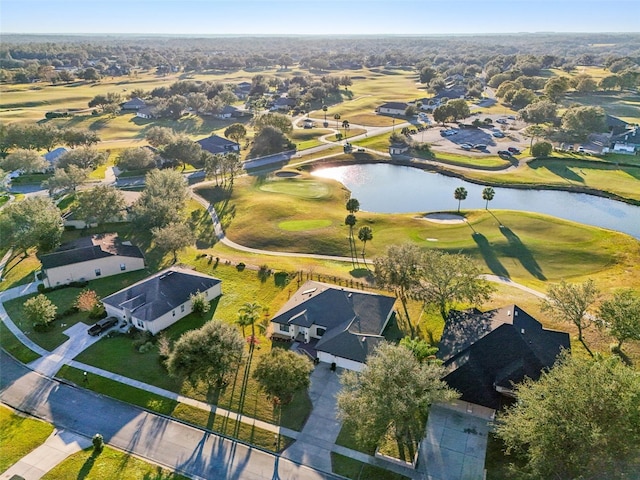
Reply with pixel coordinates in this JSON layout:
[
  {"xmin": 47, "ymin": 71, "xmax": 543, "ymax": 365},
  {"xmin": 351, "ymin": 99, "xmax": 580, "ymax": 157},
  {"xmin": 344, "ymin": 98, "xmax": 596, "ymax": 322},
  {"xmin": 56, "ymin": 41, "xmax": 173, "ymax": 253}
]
[
  {"xmin": 101, "ymin": 267, "xmax": 222, "ymax": 335},
  {"xmin": 38, "ymin": 233, "xmax": 145, "ymax": 288}
]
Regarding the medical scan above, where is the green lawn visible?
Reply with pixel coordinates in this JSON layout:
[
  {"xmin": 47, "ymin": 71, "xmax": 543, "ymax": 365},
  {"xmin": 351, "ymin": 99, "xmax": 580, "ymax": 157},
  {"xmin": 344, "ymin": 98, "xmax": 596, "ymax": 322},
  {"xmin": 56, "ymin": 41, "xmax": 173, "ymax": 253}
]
[
  {"xmin": 0, "ymin": 250, "xmax": 41, "ymax": 292},
  {"xmin": 0, "ymin": 321, "xmax": 41, "ymax": 363},
  {"xmin": 331, "ymin": 453, "xmax": 410, "ymax": 480},
  {"xmin": 41, "ymin": 446, "xmax": 190, "ymax": 480},
  {"xmin": 0, "ymin": 405, "xmax": 54, "ymax": 473},
  {"xmin": 200, "ymin": 173, "xmax": 640, "ymax": 292}
]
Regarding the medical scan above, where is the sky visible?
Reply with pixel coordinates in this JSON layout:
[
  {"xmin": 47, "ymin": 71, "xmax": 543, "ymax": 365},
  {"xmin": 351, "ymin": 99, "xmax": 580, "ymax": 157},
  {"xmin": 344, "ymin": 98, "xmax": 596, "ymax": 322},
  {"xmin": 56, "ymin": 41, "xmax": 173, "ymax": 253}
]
[{"xmin": 1, "ymin": 0, "xmax": 639, "ymax": 35}]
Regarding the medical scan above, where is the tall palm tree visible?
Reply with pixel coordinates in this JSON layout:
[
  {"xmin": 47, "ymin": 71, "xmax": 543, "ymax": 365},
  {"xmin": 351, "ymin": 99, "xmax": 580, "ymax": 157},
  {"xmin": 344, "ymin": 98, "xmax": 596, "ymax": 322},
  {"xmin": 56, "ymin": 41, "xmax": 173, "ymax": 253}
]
[
  {"xmin": 482, "ymin": 187, "xmax": 495, "ymax": 209},
  {"xmin": 334, "ymin": 113, "xmax": 341, "ymax": 130},
  {"xmin": 358, "ymin": 226, "xmax": 373, "ymax": 264},
  {"xmin": 322, "ymin": 104, "xmax": 328, "ymax": 123},
  {"xmin": 305, "ymin": 102, "xmax": 311, "ymax": 118},
  {"xmin": 342, "ymin": 119, "xmax": 350, "ymax": 139},
  {"xmin": 345, "ymin": 214, "xmax": 357, "ymax": 265},
  {"xmin": 346, "ymin": 197, "xmax": 360, "ymax": 215},
  {"xmin": 454, "ymin": 187, "xmax": 468, "ymax": 212},
  {"xmin": 238, "ymin": 301, "xmax": 262, "ymax": 343}
]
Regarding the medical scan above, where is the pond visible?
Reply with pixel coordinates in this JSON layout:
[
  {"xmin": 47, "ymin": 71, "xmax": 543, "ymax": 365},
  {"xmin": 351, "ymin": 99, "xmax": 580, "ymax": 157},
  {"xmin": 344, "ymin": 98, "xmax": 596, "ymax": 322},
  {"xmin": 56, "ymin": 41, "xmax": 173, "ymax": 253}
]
[{"xmin": 312, "ymin": 163, "xmax": 640, "ymax": 239}]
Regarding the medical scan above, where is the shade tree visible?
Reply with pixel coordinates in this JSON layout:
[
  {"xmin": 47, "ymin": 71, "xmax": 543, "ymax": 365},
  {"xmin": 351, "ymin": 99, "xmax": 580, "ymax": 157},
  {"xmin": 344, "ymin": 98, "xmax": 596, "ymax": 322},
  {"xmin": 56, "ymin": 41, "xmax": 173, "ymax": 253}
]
[
  {"xmin": 152, "ymin": 221, "xmax": 195, "ymax": 263},
  {"xmin": 74, "ymin": 185, "xmax": 126, "ymax": 226},
  {"xmin": 0, "ymin": 196, "xmax": 63, "ymax": 255},
  {"xmin": 253, "ymin": 349, "xmax": 313, "ymax": 406},
  {"xmin": 597, "ymin": 289, "xmax": 640, "ymax": 350}
]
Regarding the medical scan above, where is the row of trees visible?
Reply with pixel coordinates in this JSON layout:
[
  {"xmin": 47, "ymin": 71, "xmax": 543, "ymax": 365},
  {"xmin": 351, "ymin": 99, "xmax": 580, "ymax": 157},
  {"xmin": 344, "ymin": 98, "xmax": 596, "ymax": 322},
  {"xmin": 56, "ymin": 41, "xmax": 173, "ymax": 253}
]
[{"xmin": 0, "ymin": 123, "xmax": 100, "ymax": 158}]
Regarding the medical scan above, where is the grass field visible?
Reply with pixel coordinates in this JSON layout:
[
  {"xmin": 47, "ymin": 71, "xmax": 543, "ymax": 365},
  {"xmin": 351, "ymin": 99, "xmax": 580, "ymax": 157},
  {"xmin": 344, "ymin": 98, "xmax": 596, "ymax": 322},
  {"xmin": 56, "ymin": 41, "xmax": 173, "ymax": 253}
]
[
  {"xmin": 41, "ymin": 445, "xmax": 190, "ymax": 480},
  {"xmin": 0, "ymin": 405, "xmax": 54, "ymax": 473}
]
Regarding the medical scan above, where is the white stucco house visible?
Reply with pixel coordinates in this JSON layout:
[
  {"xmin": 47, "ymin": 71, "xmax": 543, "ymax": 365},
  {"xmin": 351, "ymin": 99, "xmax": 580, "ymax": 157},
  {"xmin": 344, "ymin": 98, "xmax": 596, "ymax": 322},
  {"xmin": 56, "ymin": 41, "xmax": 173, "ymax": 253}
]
[
  {"xmin": 38, "ymin": 233, "xmax": 145, "ymax": 288},
  {"xmin": 389, "ymin": 143, "xmax": 410, "ymax": 155},
  {"xmin": 270, "ymin": 280, "xmax": 396, "ymax": 371},
  {"xmin": 101, "ymin": 267, "xmax": 222, "ymax": 335},
  {"xmin": 377, "ymin": 102, "xmax": 409, "ymax": 116}
]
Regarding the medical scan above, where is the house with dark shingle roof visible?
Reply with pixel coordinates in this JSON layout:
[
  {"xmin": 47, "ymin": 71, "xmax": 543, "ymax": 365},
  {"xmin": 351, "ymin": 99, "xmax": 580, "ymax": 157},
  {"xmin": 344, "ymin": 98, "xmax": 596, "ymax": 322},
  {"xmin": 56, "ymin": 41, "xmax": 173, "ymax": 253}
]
[
  {"xmin": 121, "ymin": 97, "xmax": 147, "ymax": 111},
  {"xmin": 102, "ymin": 267, "xmax": 221, "ymax": 335},
  {"xmin": 377, "ymin": 102, "xmax": 409, "ymax": 116},
  {"xmin": 270, "ymin": 280, "xmax": 396, "ymax": 371},
  {"xmin": 437, "ymin": 305, "xmax": 570, "ymax": 409},
  {"xmin": 38, "ymin": 233, "xmax": 145, "ymax": 288},
  {"xmin": 197, "ymin": 134, "xmax": 240, "ymax": 155},
  {"xmin": 610, "ymin": 126, "xmax": 640, "ymax": 155}
]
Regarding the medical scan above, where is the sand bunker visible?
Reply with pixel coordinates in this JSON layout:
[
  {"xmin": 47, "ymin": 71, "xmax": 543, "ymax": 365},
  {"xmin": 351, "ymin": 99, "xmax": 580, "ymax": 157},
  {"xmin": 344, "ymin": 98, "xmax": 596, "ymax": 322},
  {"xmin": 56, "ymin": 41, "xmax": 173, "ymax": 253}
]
[
  {"xmin": 423, "ymin": 213, "xmax": 466, "ymax": 224},
  {"xmin": 274, "ymin": 170, "xmax": 301, "ymax": 178}
]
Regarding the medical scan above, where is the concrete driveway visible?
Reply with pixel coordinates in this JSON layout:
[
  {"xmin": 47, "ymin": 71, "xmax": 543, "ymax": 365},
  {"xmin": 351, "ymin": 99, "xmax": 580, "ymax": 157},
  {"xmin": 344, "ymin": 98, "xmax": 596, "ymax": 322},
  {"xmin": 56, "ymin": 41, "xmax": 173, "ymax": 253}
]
[{"xmin": 418, "ymin": 401, "xmax": 495, "ymax": 480}]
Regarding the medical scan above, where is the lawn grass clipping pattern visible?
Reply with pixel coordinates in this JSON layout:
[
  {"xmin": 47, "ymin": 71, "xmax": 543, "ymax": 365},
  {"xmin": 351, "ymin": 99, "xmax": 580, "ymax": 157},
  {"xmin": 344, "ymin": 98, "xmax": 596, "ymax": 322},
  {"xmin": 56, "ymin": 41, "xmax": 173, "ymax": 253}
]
[
  {"xmin": 258, "ymin": 178, "xmax": 331, "ymax": 199},
  {"xmin": 278, "ymin": 219, "xmax": 333, "ymax": 231}
]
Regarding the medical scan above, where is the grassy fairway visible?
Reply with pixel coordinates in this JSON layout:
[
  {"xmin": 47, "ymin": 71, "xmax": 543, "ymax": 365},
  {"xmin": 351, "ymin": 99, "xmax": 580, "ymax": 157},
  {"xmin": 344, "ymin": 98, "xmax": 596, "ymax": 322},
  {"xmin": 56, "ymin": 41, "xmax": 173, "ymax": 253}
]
[
  {"xmin": 41, "ymin": 445, "xmax": 189, "ymax": 480},
  {"xmin": 0, "ymin": 405, "xmax": 54, "ymax": 473},
  {"xmin": 201, "ymin": 173, "xmax": 640, "ymax": 291}
]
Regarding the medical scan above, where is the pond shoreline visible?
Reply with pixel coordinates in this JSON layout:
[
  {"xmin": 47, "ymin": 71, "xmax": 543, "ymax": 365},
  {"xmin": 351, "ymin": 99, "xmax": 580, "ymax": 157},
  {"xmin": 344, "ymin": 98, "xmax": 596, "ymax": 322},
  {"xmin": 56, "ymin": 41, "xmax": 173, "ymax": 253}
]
[{"xmin": 306, "ymin": 157, "xmax": 640, "ymax": 207}]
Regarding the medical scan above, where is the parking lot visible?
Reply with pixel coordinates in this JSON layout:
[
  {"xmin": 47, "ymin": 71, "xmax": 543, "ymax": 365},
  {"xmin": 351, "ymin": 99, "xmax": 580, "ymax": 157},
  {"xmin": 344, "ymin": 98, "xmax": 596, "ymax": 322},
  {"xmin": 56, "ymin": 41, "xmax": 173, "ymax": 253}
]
[{"xmin": 409, "ymin": 113, "xmax": 529, "ymax": 157}]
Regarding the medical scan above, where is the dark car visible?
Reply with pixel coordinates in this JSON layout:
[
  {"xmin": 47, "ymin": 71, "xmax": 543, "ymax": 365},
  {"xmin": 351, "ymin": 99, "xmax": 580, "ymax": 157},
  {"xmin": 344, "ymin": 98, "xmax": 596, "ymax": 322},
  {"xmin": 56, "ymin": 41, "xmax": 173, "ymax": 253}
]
[
  {"xmin": 88, "ymin": 317, "xmax": 118, "ymax": 336},
  {"xmin": 497, "ymin": 150, "xmax": 512, "ymax": 157},
  {"xmin": 507, "ymin": 147, "xmax": 521, "ymax": 154},
  {"xmin": 473, "ymin": 144, "xmax": 487, "ymax": 150}
]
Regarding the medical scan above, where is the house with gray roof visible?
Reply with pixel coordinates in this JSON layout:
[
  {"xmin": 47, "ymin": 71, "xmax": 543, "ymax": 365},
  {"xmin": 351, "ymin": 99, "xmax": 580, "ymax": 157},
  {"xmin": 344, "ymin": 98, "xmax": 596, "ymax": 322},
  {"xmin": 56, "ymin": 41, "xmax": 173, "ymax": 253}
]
[
  {"xmin": 438, "ymin": 305, "xmax": 570, "ymax": 409},
  {"xmin": 42, "ymin": 147, "xmax": 68, "ymax": 171},
  {"xmin": 270, "ymin": 280, "xmax": 396, "ymax": 371},
  {"xmin": 609, "ymin": 126, "xmax": 640, "ymax": 155},
  {"xmin": 197, "ymin": 134, "xmax": 240, "ymax": 155},
  {"xmin": 102, "ymin": 267, "xmax": 221, "ymax": 335},
  {"xmin": 121, "ymin": 97, "xmax": 147, "ymax": 111},
  {"xmin": 377, "ymin": 102, "xmax": 409, "ymax": 116},
  {"xmin": 38, "ymin": 233, "xmax": 145, "ymax": 288}
]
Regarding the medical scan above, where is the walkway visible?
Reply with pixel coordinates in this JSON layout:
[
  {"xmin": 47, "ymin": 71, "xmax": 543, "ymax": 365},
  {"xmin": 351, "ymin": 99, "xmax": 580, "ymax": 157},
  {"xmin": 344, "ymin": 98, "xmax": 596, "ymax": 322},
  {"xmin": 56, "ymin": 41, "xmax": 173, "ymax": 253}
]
[{"xmin": 0, "ymin": 428, "xmax": 92, "ymax": 480}]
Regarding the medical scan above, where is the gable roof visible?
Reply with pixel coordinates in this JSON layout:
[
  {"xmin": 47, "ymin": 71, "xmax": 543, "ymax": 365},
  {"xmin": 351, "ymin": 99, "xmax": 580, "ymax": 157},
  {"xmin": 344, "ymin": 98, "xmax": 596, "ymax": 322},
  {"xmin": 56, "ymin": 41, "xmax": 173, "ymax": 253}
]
[
  {"xmin": 101, "ymin": 267, "xmax": 221, "ymax": 322},
  {"xmin": 274, "ymin": 97, "xmax": 298, "ymax": 107},
  {"xmin": 39, "ymin": 233, "xmax": 144, "ymax": 269},
  {"xmin": 438, "ymin": 305, "xmax": 570, "ymax": 409},
  {"xmin": 379, "ymin": 101, "xmax": 408, "ymax": 110},
  {"xmin": 434, "ymin": 85, "xmax": 467, "ymax": 100},
  {"xmin": 197, "ymin": 134, "xmax": 240, "ymax": 154},
  {"xmin": 43, "ymin": 147, "xmax": 68, "ymax": 164},
  {"xmin": 271, "ymin": 280, "xmax": 396, "ymax": 363},
  {"xmin": 122, "ymin": 97, "xmax": 146, "ymax": 109},
  {"xmin": 611, "ymin": 126, "xmax": 640, "ymax": 145}
]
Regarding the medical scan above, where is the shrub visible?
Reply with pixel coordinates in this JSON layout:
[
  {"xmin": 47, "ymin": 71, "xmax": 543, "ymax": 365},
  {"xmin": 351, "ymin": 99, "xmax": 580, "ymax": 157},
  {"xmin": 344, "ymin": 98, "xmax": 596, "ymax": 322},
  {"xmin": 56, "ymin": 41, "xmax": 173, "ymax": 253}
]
[
  {"xmin": 37, "ymin": 283, "xmax": 45, "ymax": 293},
  {"xmin": 258, "ymin": 264, "xmax": 271, "ymax": 283},
  {"xmin": 157, "ymin": 333, "xmax": 171, "ymax": 362},
  {"xmin": 138, "ymin": 341, "xmax": 155, "ymax": 354},
  {"xmin": 531, "ymin": 141, "xmax": 553, "ymax": 158},
  {"xmin": 92, "ymin": 433, "xmax": 104, "ymax": 452},
  {"xmin": 88, "ymin": 304, "xmax": 106, "ymax": 319},
  {"xmin": 132, "ymin": 331, "xmax": 153, "ymax": 349},
  {"xmin": 190, "ymin": 290, "xmax": 211, "ymax": 317},
  {"xmin": 75, "ymin": 289, "xmax": 99, "ymax": 312},
  {"xmin": 236, "ymin": 262, "xmax": 246, "ymax": 271},
  {"xmin": 24, "ymin": 294, "xmax": 57, "ymax": 327}
]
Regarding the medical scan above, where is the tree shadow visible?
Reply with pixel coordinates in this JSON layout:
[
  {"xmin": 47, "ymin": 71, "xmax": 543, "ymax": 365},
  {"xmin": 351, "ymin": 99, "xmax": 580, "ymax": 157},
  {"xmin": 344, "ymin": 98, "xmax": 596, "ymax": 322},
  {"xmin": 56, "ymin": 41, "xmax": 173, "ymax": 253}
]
[
  {"xmin": 532, "ymin": 161, "xmax": 584, "ymax": 183},
  {"xmin": 77, "ymin": 449, "xmax": 99, "ymax": 480},
  {"xmin": 499, "ymin": 225, "xmax": 546, "ymax": 280},
  {"xmin": 472, "ymin": 232, "xmax": 510, "ymax": 278}
]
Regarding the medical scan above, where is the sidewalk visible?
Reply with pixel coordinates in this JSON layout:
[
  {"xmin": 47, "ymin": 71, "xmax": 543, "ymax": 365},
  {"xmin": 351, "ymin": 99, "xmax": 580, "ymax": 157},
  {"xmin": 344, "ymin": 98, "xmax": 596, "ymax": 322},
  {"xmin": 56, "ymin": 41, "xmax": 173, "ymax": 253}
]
[{"xmin": 0, "ymin": 429, "xmax": 91, "ymax": 480}]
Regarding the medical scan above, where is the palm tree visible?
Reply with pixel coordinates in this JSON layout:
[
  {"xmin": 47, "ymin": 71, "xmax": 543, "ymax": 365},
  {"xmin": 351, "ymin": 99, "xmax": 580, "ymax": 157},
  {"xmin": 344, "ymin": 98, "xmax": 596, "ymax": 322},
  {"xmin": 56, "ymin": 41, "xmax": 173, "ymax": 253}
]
[
  {"xmin": 334, "ymin": 113, "xmax": 341, "ymax": 130},
  {"xmin": 345, "ymin": 214, "xmax": 358, "ymax": 265},
  {"xmin": 346, "ymin": 197, "xmax": 360, "ymax": 214},
  {"xmin": 358, "ymin": 226, "xmax": 373, "ymax": 264},
  {"xmin": 322, "ymin": 104, "xmax": 328, "ymax": 123},
  {"xmin": 305, "ymin": 102, "xmax": 311, "ymax": 118},
  {"xmin": 482, "ymin": 187, "xmax": 495, "ymax": 209},
  {"xmin": 454, "ymin": 187, "xmax": 468, "ymax": 212},
  {"xmin": 238, "ymin": 301, "xmax": 262, "ymax": 344},
  {"xmin": 342, "ymin": 119, "xmax": 350, "ymax": 139}
]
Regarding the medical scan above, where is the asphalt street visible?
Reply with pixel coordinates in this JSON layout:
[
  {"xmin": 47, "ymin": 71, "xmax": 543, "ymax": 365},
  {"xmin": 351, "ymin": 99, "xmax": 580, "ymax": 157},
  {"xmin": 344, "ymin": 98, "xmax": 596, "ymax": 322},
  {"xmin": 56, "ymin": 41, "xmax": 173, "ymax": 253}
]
[{"xmin": 0, "ymin": 351, "xmax": 339, "ymax": 480}]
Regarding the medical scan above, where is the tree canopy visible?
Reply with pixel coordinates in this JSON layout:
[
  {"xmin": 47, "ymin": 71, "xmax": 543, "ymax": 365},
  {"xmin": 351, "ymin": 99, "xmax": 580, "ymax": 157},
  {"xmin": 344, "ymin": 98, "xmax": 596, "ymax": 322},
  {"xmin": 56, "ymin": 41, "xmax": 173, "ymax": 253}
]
[
  {"xmin": 495, "ymin": 353, "xmax": 640, "ymax": 480},
  {"xmin": 74, "ymin": 185, "xmax": 126, "ymax": 226},
  {"xmin": 0, "ymin": 149, "xmax": 47, "ymax": 173},
  {"xmin": 253, "ymin": 112, "xmax": 293, "ymax": 134},
  {"xmin": 131, "ymin": 169, "xmax": 188, "ymax": 229},
  {"xmin": 0, "ymin": 196, "xmax": 63, "ymax": 254},
  {"xmin": 166, "ymin": 320, "xmax": 245, "ymax": 388},
  {"xmin": 152, "ymin": 221, "xmax": 195, "ymax": 263},
  {"xmin": 253, "ymin": 349, "xmax": 313, "ymax": 405},
  {"xmin": 337, "ymin": 342, "xmax": 457, "ymax": 453},
  {"xmin": 597, "ymin": 289, "xmax": 640, "ymax": 349}
]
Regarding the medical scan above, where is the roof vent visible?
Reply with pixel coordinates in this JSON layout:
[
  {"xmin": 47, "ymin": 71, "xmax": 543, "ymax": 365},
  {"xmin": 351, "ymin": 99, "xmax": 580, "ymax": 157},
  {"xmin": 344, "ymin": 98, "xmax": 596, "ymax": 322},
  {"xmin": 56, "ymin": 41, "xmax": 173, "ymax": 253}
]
[
  {"xmin": 514, "ymin": 310, "xmax": 518, "ymax": 316},
  {"xmin": 521, "ymin": 328, "xmax": 525, "ymax": 335},
  {"xmin": 361, "ymin": 337, "xmax": 366, "ymax": 343},
  {"xmin": 302, "ymin": 288, "xmax": 317, "ymax": 295},
  {"xmin": 507, "ymin": 310, "xmax": 511, "ymax": 316},
  {"xmin": 348, "ymin": 293, "xmax": 353, "ymax": 298}
]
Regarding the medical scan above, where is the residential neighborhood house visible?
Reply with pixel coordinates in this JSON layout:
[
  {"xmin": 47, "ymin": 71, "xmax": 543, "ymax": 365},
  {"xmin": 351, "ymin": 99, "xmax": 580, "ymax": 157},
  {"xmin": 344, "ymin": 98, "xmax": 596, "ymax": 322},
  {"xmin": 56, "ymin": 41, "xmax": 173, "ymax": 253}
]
[
  {"xmin": 609, "ymin": 126, "xmax": 640, "ymax": 155},
  {"xmin": 270, "ymin": 280, "xmax": 396, "ymax": 371},
  {"xmin": 377, "ymin": 101, "xmax": 409, "ymax": 116},
  {"xmin": 121, "ymin": 97, "xmax": 147, "ymax": 111},
  {"xmin": 437, "ymin": 305, "xmax": 570, "ymax": 410},
  {"xmin": 389, "ymin": 143, "xmax": 410, "ymax": 156},
  {"xmin": 101, "ymin": 266, "xmax": 222, "ymax": 335},
  {"xmin": 38, "ymin": 233, "xmax": 145, "ymax": 288},
  {"xmin": 197, "ymin": 134, "xmax": 241, "ymax": 155},
  {"xmin": 43, "ymin": 147, "xmax": 68, "ymax": 172},
  {"xmin": 136, "ymin": 106, "xmax": 156, "ymax": 120}
]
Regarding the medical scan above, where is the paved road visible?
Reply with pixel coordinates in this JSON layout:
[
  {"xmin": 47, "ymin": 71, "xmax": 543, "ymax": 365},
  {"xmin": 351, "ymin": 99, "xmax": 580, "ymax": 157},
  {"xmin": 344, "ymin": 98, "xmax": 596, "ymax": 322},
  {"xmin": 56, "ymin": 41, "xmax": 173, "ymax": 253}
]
[{"xmin": 0, "ymin": 352, "xmax": 340, "ymax": 480}]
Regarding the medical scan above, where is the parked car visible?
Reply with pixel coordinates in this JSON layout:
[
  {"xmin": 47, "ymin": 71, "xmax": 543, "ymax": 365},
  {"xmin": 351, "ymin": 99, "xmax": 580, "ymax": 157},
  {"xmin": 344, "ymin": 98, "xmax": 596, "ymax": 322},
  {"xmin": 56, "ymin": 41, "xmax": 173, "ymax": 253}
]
[
  {"xmin": 493, "ymin": 131, "xmax": 505, "ymax": 138},
  {"xmin": 578, "ymin": 146, "xmax": 585, "ymax": 152},
  {"xmin": 507, "ymin": 115, "xmax": 516, "ymax": 120},
  {"xmin": 497, "ymin": 150, "xmax": 513, "ymax": 157},
  {"xmin": 88, "ymin": 317, "xmax": 118, "ymax": 336},
  {"xmin": 473, "ymin": 144, "xmax": 487, "ymax": 150},
  {"xmin": 507, "ymin": 147, "xmax": 521, "ymax": 154},
  {"xmin": 357, "ymin": 148, "xmax": 365, "ymax": 152},
  {"xmin": 496, "ymin": 118, "xmax": 507, "ymax": 124},
  {"xmin": 460, "ymin": 143, "xmax": 473, "ymax": 150}
]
